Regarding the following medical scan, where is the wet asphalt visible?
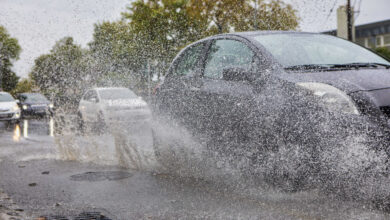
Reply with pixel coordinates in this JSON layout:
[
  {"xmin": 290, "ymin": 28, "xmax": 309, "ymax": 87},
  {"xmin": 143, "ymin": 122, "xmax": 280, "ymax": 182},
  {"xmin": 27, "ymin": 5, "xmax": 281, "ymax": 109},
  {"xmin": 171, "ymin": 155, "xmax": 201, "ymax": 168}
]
[{"xmin": 0, "ymin": 119, "xmax": 390, "ymax": 219}]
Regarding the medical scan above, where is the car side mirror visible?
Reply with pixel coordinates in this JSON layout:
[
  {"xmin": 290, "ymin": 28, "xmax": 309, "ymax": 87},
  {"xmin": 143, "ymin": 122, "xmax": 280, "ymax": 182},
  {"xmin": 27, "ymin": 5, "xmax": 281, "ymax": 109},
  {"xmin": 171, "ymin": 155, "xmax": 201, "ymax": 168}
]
[{"xmin": 222, "ymin": 67, "xmax": 253, "ymax": 82}]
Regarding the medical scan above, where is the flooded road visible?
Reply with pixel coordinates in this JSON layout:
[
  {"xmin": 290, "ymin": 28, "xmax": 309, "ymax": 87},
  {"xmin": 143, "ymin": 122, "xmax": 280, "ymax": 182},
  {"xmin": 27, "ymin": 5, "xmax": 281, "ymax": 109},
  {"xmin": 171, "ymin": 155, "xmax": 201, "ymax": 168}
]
[
  {"xmin": 0, "ymin": 118, "xmax": 390, "ymax": 219},
  {"xmin": 0, "ymin": 118, "xmax": 54, "ymax": 141}
]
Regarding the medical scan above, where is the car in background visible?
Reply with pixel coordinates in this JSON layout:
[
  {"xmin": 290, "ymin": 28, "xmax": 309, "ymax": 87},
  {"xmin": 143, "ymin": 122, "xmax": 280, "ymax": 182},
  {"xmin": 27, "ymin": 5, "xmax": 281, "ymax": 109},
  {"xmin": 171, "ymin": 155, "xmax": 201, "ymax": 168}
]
[
  {"xmin": 77, "ymin": 87, "xmax": 151, "ymax": 129},
  {"xmin": 0, "ymin": 92, "xmax": 21, "ymax": 125},
  {"xmin": 152, "ymin": 31, "xmax": 390, "ymax": 190},
  {"xmin": 16, "ymin": 93, "xmax": 53, "ymax": 118}
]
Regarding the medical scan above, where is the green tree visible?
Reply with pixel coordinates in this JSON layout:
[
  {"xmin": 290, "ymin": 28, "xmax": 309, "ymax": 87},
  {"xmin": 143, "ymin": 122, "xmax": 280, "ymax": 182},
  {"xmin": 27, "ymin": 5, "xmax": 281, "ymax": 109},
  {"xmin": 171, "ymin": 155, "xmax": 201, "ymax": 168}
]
[
  {"xmin": 88, "ymin": 21, "xmax": 145, "ymax": 91},
  {"xmin": 120, "ymin": 0, "xmax": 210, "ymax": 91},
  {"xmin": 120, "ymin": 0, "xmax": 299, "ymax": 79},
  {"xmin": 30, "ymin": 37, "xmax": 86, "ymax": 111},
  {"xmin": 11, "ymin": 76, "xmax": 38, "ymax": 95},
  {"xmin": 0, "ymin": 25, "xmax": 21, "ymax": 92},
  {"xmin": 374, "ymin": 47, "xmax": 390, "ymax": 60}
]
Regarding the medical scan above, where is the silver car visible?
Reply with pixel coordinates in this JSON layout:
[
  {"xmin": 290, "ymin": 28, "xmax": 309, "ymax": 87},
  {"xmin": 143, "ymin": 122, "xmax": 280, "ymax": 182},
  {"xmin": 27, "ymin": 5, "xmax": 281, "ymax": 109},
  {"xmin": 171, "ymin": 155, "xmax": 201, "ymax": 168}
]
[
  {"xmin": 0, "ymin": 92, "xmax": 21, "ymax": 125},
  {"xmin": 77, "ymin": 87, "xmax": 151, "ymax": 129}
]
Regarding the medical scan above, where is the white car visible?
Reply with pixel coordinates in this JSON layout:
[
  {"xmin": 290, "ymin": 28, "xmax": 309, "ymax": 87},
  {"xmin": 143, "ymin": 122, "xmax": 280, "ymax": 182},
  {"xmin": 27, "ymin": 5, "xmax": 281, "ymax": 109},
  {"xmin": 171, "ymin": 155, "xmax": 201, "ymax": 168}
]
[
  {"xmin": 0, "ymin": 92, "xmax": 21, "ymax": 124},
  {"xmin": 77, "ymin": 87, "xmax": 151, "ymax": 127}
]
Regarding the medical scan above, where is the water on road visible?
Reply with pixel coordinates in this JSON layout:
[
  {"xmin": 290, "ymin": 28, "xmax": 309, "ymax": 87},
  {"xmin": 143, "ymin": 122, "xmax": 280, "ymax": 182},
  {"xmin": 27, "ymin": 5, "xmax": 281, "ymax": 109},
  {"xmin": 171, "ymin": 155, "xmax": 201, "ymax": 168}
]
[{"xmin": 0, "ymin": 118, "xmax": 390, "ymax": 219}]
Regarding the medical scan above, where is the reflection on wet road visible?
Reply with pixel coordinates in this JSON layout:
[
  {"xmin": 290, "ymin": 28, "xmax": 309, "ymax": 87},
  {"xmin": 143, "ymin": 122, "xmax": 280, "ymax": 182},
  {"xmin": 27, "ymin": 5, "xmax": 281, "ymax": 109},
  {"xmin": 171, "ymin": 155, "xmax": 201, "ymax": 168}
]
[
  {"xmin": 1, "ymin": 117, "xmax": 55, "ymax": 142},
  {"xmin": 12, "ymin": 123, "xmax": 20, "ymax": 142},
  {"xmin": 1, "ymin": 116, "xmax": 390, "ymax": 219}
]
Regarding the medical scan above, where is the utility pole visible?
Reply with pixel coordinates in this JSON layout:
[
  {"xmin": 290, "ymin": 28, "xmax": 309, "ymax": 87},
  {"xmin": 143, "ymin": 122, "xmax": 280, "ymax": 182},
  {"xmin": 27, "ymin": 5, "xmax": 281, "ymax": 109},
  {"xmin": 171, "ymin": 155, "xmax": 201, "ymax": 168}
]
[
  {"xmin": 254, "ymin": 0, "xmax": 258, "ymax": 30},
  {"xmin": 147, "ymin": 59, "xmax": 151, "ymax": 98},
  {"xmin": 0, "ymin": 59, "xmax": 2, "ymax": 91},
  {"xmin": 347, "ymin": 0, "xmax": 353, "ymax": 41}
]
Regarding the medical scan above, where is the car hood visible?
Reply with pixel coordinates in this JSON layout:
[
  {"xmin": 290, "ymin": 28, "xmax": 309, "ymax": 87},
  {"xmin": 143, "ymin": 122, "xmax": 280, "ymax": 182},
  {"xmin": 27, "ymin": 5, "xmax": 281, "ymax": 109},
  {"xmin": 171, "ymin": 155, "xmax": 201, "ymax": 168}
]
[
  {"xmin": 279, "ymin": 68, "xmax": 390, "ymax": 93},
  {"xmin": 0, "ymin": 101, "xmax": 16, "ymax": 110}
]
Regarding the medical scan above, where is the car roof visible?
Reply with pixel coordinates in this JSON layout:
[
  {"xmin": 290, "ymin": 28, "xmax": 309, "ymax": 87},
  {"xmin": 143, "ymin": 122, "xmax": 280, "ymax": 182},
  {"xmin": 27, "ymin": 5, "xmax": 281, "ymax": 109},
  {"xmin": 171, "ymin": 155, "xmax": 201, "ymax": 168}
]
[{"xmin": 212, "ymin": 30, "xmax": 320, "ymax": 39}]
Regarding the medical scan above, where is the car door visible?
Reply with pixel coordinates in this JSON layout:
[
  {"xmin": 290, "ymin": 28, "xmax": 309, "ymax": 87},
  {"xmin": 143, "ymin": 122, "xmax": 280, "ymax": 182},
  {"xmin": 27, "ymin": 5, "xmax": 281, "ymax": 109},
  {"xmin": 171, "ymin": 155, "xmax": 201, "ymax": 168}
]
[
  {"xmin": 157, "ymin": 41, "xmax": 207, "ymax": 131},
  {"xmin": 195, "ymin": 38, "xmax": 262, "ymax": 149}
]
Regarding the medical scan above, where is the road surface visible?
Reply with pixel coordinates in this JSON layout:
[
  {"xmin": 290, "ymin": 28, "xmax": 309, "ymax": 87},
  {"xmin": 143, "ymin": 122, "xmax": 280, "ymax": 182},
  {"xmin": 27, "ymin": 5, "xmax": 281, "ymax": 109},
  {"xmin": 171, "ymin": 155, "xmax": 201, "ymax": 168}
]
[{"xmin": 0, "ymin": 119, "xmax": 389, "ymax": 219}]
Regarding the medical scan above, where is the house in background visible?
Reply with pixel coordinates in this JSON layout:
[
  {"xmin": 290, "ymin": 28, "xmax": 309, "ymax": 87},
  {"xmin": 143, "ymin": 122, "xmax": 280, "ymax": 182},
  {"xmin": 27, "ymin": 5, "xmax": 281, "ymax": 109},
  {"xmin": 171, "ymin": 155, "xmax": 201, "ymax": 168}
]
[
  {"xmin": 324, "ymin": 6, "xmax": 390, "ymax": 50},
  {"xmin": 354, "ymin": 19, "xmax": 390, "ymax": 50}
]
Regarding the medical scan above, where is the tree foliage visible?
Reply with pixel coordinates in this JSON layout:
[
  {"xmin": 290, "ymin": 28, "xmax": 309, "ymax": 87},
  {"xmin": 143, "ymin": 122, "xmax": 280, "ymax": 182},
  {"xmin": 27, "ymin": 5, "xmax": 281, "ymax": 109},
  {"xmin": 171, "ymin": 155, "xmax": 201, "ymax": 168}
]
[
  {"xmin": 87, "ymin": 0, "xmax": 299, "ymax": 93},
  {"xmin": 30, "ymin": 37, "xmax": 86, "ymax": 110},
  {"xmin": 125, "ymin": 0, "xmax": 298, "ymax": 68},
  {"xmin": 30, "ymin": 0, "xmax": 299, "ymax": 108},
  {"xmin": 0, "ymin": 25, "xmax": 21, "ymax": 92},
  {"xmin": 374, "ymin": 47, "xmax": 390, "ymax": 61},
  {"xmin": 11, "ymin": 77, "xmax": 38, "ymax": 96},
  {"xmin": 88, "ymin": 21, "xmax": 145, "ymax": 91}
]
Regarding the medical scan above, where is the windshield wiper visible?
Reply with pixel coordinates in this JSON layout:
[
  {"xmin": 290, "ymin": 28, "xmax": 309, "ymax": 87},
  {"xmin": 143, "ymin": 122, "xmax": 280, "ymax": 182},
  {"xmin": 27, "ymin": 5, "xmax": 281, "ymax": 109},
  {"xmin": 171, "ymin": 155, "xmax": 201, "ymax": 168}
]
[
  {"xmin": 330, "ymin": 62, "xmax": 390, "ymax": 69},
  {"xmin": 285, "ymin": 63, "xmax": 390, "ymax": 71},
  {"xmin": 284, "ymin": 64, "xmax": 332, "ymax": 71}
]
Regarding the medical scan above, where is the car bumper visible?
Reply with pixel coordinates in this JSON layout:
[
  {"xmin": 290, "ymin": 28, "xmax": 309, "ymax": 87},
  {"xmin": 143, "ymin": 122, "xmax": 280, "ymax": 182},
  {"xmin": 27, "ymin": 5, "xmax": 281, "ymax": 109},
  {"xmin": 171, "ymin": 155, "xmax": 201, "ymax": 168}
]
[{"xmin": 0, "ymin": 111, "xmax": 21, "ymax": 121}]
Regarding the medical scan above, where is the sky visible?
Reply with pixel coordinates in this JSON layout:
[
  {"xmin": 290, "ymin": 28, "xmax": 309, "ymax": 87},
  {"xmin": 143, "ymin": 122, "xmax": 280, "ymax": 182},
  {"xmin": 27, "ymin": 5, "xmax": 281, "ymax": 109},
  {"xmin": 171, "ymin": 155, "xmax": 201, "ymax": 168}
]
[{"xmin": 1, "ymin": 0, "xmax": 390, "ymax": 78}]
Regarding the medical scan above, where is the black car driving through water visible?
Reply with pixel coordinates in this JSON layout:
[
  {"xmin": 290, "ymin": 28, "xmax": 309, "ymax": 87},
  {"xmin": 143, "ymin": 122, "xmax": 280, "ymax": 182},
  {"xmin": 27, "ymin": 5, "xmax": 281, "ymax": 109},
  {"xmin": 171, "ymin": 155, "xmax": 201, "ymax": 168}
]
[
  {"xmin": 16, "ymin": 93, "xmax": 53, "ymax": 118},
  {"xmin": 152, "ymin": 31, "xmax": 390, "ymax": 190}
]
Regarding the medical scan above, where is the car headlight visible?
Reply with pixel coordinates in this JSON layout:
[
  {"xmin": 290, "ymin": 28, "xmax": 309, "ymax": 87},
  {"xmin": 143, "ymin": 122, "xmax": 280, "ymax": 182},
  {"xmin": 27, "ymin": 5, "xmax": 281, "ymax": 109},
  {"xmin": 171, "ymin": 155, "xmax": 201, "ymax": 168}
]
[
  {"xmin": 13, "ymin": 104, "xmax": 20, "ymax": 111},
  {"xmin": 49, "ymin": 103, "xmax": 54, "ymax": 108},
  {"xmin": 297, "ymin": 82, "xmax": 359, "ymax": 115},
  {"xmin": 22, "ymin": 105, "xmax": 28, "ymax": 110}
]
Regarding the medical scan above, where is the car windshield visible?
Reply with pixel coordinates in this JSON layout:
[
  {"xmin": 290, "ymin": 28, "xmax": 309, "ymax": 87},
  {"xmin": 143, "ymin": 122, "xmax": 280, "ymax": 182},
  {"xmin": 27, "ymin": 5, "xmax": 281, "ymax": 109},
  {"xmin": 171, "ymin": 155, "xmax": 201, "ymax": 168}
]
[
  {"xmin": 98, "ymin": 89, "xmax": 138, "ymax": 100},
  {"xmin": 0, "ymin": 93, "xmax": 15, "ymax": 102},
  {"xmin": 23, "ymin": 93, "xmax": 48, "ymax": 102},
  {"xmin": 253, "ymin": 34, "xmax": 390, "ymax": 68}
]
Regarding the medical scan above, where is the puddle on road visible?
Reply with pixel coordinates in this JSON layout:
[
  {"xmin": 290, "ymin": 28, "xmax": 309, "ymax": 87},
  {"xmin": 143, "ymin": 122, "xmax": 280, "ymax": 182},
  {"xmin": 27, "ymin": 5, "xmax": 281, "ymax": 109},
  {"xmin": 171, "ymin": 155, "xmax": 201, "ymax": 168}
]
[
  {"xmin": 0, "ymin": 118, "xmax": 58, "ymax": 162},
  {"xmin": 70, "ymin": 171, "xmax": 133, "ymax": 182},
  {"xmin": 54, "ymin": 115, "xmax": 158, "ymax": 171},
  {"xmin": 3, "ymin": 118, "xmax": 55, "ymax": 142}
]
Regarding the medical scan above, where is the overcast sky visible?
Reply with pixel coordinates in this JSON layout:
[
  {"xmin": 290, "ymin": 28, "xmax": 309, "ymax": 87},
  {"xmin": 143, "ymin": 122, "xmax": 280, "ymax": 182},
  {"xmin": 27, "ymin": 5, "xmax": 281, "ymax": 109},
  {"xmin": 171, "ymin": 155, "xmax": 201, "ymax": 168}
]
[{"xmin": 1, "ymin": 0, "xmax": 390, "ymax": 78}]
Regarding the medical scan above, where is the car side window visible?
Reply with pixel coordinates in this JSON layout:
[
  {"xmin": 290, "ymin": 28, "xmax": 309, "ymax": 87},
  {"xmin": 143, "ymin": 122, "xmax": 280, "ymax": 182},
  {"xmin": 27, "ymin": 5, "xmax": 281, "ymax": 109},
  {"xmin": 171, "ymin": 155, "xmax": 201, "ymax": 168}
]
[
  {"xmin": 90, "ymin": 91, "xmax": 98, "ymax": 102},
  {"xmin": 83, "ymin": 90, "xmax": 98, "ymax": 102},
  {"xmin": 204, "ymin": 39, "xmax": 257, "ymax": 79},
  {"xmin": 172, "ymin": 42, "xmax": 205, "ymax": 76}
]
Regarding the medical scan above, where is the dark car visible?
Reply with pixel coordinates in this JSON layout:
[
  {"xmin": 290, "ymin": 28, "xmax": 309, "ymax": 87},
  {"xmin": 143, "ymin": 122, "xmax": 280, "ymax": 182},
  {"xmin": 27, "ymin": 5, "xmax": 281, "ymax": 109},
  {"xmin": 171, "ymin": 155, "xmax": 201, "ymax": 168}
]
[
  {"xmin": 152, "ymin": 31, "xmax": 390, "ymax": 190},
  {"xmin": 17, "ymin": 93, "xmax": 53, "ymax": 118}
]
